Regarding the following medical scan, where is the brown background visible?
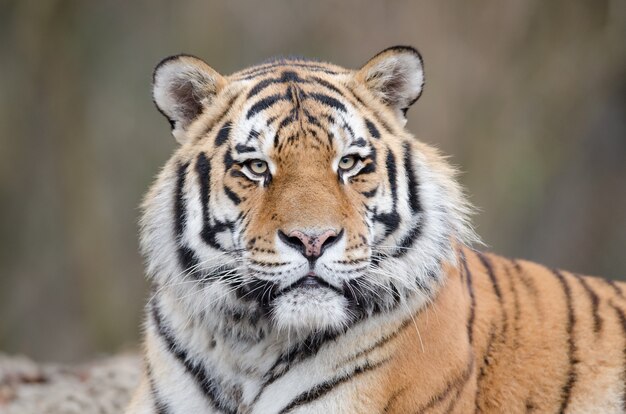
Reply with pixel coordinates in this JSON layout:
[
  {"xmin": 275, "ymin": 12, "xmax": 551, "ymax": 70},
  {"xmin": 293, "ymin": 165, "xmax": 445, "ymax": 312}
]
[{"xmin": 1, "ymin": 0, "xmax": 625, "ymax": 362}]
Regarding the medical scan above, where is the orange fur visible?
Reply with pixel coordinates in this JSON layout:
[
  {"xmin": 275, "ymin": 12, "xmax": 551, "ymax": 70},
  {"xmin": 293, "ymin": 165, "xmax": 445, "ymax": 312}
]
[{"xmin": 362, "ymin": 247, "xmax": 626, "ymax": 413}]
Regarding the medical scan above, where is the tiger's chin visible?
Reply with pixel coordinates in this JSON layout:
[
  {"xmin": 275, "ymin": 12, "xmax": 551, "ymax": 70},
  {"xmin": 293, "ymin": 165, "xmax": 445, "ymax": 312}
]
[{"xmin": 270, "ymin": 287, "xmax": 352, "ymax": 336}]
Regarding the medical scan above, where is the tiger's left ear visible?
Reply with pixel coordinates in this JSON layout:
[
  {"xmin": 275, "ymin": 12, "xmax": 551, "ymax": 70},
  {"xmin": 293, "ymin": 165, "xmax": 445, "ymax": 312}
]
[
  {"xmin": 152, "ymin": 54, "xmax": 227, "ymax": 143},
  {"xmin": 355, "ymin": 46, "xmax": 424, "ymax": 124}
]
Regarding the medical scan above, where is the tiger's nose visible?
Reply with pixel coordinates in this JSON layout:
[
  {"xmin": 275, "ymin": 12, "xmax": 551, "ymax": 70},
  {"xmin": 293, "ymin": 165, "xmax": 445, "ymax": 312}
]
[{"xmin": 278, "ymin": 229, "xmax": 344, "ymax": 262}]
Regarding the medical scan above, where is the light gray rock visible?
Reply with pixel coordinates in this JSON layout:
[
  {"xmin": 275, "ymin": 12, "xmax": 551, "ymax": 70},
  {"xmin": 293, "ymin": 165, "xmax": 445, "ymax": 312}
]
[{"xmin": 0, "ymin": 353, "xmax": 141, "ymax": 414}]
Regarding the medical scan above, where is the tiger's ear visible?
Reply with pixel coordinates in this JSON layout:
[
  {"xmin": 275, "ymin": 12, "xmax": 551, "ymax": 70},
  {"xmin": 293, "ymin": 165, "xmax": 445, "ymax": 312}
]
[
  {"xmin": 152, "ymin": 54, "xmax": 227, "ymax": 143},
  {"xmin": 355, "ymin": 46, "xmax": 424, "ymax": 124}
]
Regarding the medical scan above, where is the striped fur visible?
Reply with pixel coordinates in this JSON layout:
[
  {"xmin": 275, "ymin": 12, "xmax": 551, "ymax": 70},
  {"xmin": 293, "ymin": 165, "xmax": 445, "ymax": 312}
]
[{"xmin": 127, "ymin": 47, "xmax": 626, "ymax": 413}]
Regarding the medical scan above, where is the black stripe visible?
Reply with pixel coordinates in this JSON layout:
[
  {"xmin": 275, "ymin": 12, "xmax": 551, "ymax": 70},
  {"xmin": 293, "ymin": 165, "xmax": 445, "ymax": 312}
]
[
  {"xmin": 360, "ymin": 186, "xmax": 378, "ymax": 198},
  {"xmin": 388, "ymin": 142, "xmax": 423, "ymax": 258},
  {"xmin": 275, "ymin": 110, "xmax": 298, "ymax": 144},
  {"xmin": 303, "ymin": 109, "xmax": 322, "ymax": 128},
  {"xmin": 475, "ymin": 323, "xmax": 497, "ymax": 406},
  {"xmin": 196, "ymin": 153, "xmax": 231, "ymax": 251},
  {"xmin": 230, "ymin": 169, "xmax": 253, "ymax": 181},
  {"xmin": 281, "ymin": 70, "xmax": 305, "ymax": 82},
  {"xmin": 365, "ymin": 119, "xmax": 380, "ymax": 139},
  {"xmin": 234, "ymin": 278, "xmax": 279, "ymax": 307},
  {"xmin": 214, "ymin": 121, "xmax": 232, "ymax": 147},
  {"xmin": 390, "ymin": 283, "xmax": 402, "ymax": 303},
  {"xmin": 174, "ymin": 163, "xmax": 189, "ymax": 237},
  {"xmin": 235, "ymin": 143, "xmax": 256, "ymax": 153},
  {"xmin": 196, "ymin": 153, "xmax": 215, "ymax": 249},
  {"xmin": 152, "ymin": 391, "xmax": 170, "ymax": 414},
  {"xmin": 443, "ymin": 362, "xmax": 474, "ymax": 414},
  {"xmin": 342, "ymin": 276, "xmax": 391, "ymax": 318},
  {"xmin": 223, "ymin": 186, "xmax": 241, "ymax": 205},
  {"xmin": 373, "ymin": 212, "xmax": 400, "ymax": 237},
  {"xmin": 248, "ymin": 259, "xmax": 289, "ymax": 268},
  {"xmin": 342, "ymin": 122, "xmax": 355, "ymax": 140},
  {"xmin": 247, "ymin": 77, "xmax": 277, "ymax": 98},
  {"xmin": 277, "ymin": 358, "xmax": 389, "ymax": 414},
  {"xmin": 354, "ymin": 161, "xmax": 376, "ymax": 176},
  {"xmin": 511, "ymin": 259, "xmax": 543, "ymax": 317},
  {"xmin": 403, "ymin": 142, "xmax": 421, "ymax": 214},
  {"xmin": 173, "ymin": 162, "xmax": 201, "ymax": 274},
  {"xmin": 373, "ymin": 148, "xmax": 400, "ymax": 236},
  {"xmin": 412, "ymin": 359, "xmax": 475, "ymax": 414},
  {"xmin": 247, "ymin": 129, "xmax": 261, "ymax": 142},
  {"xmin": 386, "ymin": 148, "xmax": 398, "ymax": 203},
  {"xmin": 374, "ymin": 113, "xmax": 393, "ymax": 135},
  {"xmin": 476, "ymin": 252, "xmax": 508, "ymax": 340},
  {"xmin": 265, "ymin": 115, "xmax": 279, "ymax": 126},
  {"xmin": 223, "ymin": 150, "xmax": 235, "ymax": 172},
  {"xmin": 504, "ymin": 262, "xmax": 522, "ymax": 347},
  {"xmin": 352, "ymin": 137, "xmax": 367, "ymax": 147},
  {"xmin": 196, "ymin": 153, "xmax": 211, "ymax": 223},
  {"xmin": 610, "ymin": 303, "xmax": 626, "ymax": 412},
  {"xmin": 246, "ymin": 70, "xmax": 308, "ymax": 99},
  {"xmin": 246, "ymin": 70, "xmax": 308, "ymax": 100},
  {"xmin": 307, "ymin": 92, "xmax": 347, "ymax": 112},
  {"xmin": 391, "ymin": 223, "xmax": 422, "ymax": 258},
  {"xmin": 151, "ymin": 303, "xmax": 237, "ymax": 414},
  {"xmin": 285, "ymin": 84, "xmax": 302, "ymax": 110},
  {"xmin": 344, "ymin": 84, "xmax": 395, "ymax": 135},
  {"xmin": 147, "ymin": 363, "xmax": 171, "ymax": 414},
  {"xmin": 177, "ymin": 246, "xmax": 201, "ymax": 277},
  {"xmin": 606, "ymin": 279, "xmax": 625, "ymax": 298},
  {"xmin": 574, "ymin": 274, "xmax": 602, "ymax": 335},
  {"xmin": 339, "ymin": 316, "xmax": 412, "ymax": 367},
  {"xmin": 308, "ymin": 75, "xmax": 344, "ymax": 95},
  {"xmin": 550, "ymin": 269, "xmax": 578, "ymax": 414},
  {"xmin": 356, "ymin": 143, "xmax": 377, "ymax": 175},
  {"xmin": 383, "ymin": 386, "xmax": 408, "ymax": 413},
  {"xmin": 476, "ymin": 252, "xmax": 503, "ymax": 302},
  {"xmin": 246, "ymin": 93, "xmax": 287, "ymax": 119},
  {"xmin": 250, "ymin": 331, "xmax": 339, "ymax": 406},
  {"xmin": 197, "ymin": 94, "xmax": 239, "ymax": 141},
  {"xmin": 459, "ymin": 249, "xmax": 476, "ymax": 344}
]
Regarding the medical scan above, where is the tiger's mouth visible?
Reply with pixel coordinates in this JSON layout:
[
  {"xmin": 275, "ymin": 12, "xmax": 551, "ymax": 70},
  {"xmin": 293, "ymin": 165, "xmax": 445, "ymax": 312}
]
[{"xmin": 276, "ymin": 273, "xmax": 343, "ymax": 295}]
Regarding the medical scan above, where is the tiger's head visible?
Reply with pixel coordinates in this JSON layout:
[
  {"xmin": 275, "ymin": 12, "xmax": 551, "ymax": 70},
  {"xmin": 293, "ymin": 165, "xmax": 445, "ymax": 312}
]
[{"xmin": 142, "ymin": 46, "xmax": 475, "ymax": 339}]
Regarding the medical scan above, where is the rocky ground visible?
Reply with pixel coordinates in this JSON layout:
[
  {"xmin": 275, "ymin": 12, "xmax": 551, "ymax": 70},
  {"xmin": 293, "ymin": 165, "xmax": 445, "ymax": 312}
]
[{"xmin": 0, "ymin": 353, "xmax": 141, "ymax": 414}]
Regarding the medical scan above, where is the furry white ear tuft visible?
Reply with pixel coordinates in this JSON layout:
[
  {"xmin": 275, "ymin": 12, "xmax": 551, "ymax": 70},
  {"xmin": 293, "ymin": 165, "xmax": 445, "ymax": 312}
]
[
  {"xmin": 152, "ymin": 55, "xmax": 226, "ymax": 143},
  {"xmin": 356, "ymin": 46, "xmax": 424, "ymax": 124}
]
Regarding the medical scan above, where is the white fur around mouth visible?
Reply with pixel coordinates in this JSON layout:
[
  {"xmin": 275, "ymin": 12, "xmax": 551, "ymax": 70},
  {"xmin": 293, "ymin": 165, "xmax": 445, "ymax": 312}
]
[{"xmin": 270, "ymin": 287, "xmax": 351, "ymax": 334}]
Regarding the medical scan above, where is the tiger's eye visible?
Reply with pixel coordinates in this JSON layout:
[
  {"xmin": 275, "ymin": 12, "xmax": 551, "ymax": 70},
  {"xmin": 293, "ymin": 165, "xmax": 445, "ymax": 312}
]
[
  {"xmin": 338, "ymin": 155, "xmax": 357, "ymax": 171},
  {"xmin": 248, "ymin": 160, "xmax": 268, "ymax": 175}
]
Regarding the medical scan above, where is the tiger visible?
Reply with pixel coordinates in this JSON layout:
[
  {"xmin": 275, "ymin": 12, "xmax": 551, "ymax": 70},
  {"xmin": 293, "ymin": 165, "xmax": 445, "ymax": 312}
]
[{"xmin": 127, "ymin": 46, "xmax": 626, "ymax": 414}]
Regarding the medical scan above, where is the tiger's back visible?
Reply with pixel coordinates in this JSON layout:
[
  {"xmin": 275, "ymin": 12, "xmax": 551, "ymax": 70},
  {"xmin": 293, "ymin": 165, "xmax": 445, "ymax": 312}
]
[{"xmin": 127, "ymin": 47, "xmax": 626, "ymax": 413}]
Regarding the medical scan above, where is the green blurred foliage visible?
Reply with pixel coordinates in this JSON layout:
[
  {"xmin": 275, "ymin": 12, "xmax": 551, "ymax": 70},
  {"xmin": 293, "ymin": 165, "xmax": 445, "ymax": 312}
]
[{"xmin": 0, "ymin": 0, "xmax": 625, "ymax": 362}]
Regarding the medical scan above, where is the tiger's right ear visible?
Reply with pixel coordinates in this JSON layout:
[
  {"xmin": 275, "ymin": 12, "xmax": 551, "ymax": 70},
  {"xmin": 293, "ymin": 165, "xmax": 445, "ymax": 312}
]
[
  {"xmin": 355, "ymin": 46, "xmax": 424, "ymax": 125},
  {"xmin": 152, "ymin": 55, "xmax": 227, "ymax": 143}
]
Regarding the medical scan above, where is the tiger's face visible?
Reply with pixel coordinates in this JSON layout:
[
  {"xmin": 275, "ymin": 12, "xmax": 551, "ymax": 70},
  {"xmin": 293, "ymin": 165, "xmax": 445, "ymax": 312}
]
[{"xmin": 142, "ymin": 47, "xmax": 473, "ymax": 338}]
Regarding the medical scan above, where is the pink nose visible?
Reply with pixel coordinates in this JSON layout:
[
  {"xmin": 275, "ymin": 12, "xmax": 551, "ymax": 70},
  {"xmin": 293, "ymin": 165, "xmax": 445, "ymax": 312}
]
[
  {"xmin": 278, "ymin": 229, "xmax": 343, "ymax": 260},
  {"xmin": 289, "ymin": 230, "xmax": 337, "ymax": 257}
]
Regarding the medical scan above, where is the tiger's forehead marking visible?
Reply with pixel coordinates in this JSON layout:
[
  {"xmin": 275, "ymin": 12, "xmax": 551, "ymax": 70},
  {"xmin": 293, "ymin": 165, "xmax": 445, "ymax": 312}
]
[
  {"xmin": 224, "ymin": 64, "xmax": 374, "ymax": 160},
  {"xmin": 188, "ymin": 59, "xmax": 401, "ymax": 165}
]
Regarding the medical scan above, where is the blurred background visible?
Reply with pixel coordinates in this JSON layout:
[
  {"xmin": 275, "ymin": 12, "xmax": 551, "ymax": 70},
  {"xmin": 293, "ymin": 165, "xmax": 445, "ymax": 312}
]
[{"xmin": 1, "ymin": 0, "xmax": 625, "ymax": 363}]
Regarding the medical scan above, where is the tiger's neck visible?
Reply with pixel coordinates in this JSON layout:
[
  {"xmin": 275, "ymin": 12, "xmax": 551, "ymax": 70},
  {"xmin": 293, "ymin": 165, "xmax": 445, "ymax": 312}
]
[{"xmin": 144, "ymin": 250, "xmax": 482, "ymax": 413}]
